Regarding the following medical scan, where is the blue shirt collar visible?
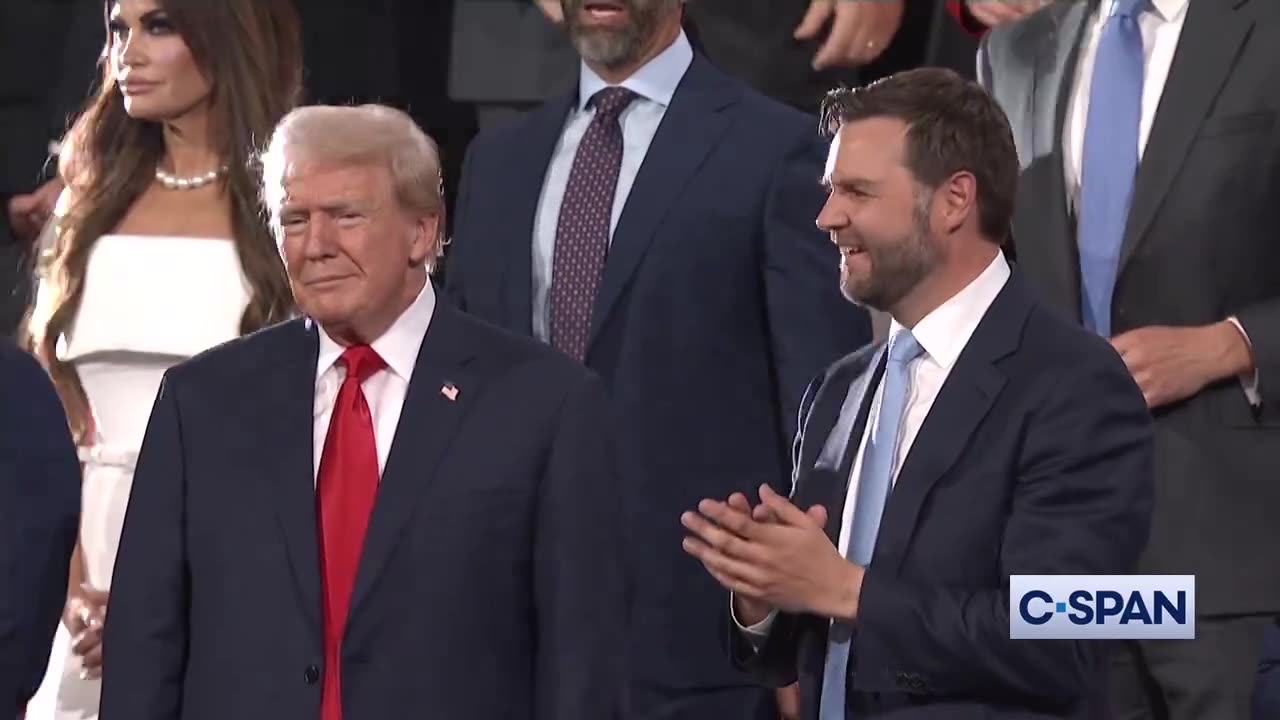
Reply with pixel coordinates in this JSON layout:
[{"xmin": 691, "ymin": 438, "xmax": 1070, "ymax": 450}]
[{"xmin": 577, "ymin": 30, "xmax": 693, "ymax": 111}]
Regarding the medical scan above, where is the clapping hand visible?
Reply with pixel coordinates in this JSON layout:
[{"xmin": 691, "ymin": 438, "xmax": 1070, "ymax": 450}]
[{"xmin": 681, "ymin": 484, "xmax": 863, "ymax": 622}]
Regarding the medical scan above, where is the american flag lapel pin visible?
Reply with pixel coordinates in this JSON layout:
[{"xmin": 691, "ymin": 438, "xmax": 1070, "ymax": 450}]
[{"xmin": 440, "ymin": 382, "xmax": 459, "ymax": 402}]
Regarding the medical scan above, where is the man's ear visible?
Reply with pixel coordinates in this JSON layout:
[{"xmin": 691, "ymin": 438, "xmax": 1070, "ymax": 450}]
[
  {"xmin": 936, "ymin": 170, "xmax": 978, "ymax": 235},
  {"xmin": 409, "ymin": 213, "xmax": 439, "ymax": 266}
]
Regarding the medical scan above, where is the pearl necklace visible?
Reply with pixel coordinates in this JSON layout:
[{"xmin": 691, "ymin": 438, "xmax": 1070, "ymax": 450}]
[{"xmin": 155, "ymin": 164, "xmax": 228, "ymax": 190}]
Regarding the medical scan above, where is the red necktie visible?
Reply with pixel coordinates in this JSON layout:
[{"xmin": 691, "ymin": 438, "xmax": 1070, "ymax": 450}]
[{"xmin": 317, "ymin": 345, "xmax": 384, "ymax": 720}]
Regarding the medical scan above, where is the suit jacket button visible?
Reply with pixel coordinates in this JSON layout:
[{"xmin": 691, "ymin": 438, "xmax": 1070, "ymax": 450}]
[{"xmin": 304, "ymin": 665, "xmax": 320, "ymax": 685}]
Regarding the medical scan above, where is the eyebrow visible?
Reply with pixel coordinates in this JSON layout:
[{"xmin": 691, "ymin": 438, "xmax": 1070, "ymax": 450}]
[
  {"xmin": 108, "ymin": 7, "xmax": 167, "ymax": 25},
  {"xmin": 280, "ymin": 200, "xmax": 369, "ymax": 216},
  {"xmin": 822, "ymin": 176, "xmax": 877, "ymax": 193}
]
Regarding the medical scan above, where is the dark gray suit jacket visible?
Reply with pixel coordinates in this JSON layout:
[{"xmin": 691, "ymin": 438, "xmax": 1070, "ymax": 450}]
[
  {"xmin": 99, "ymin": 302, "xmax": 625, "ymax": 720},
  {"xmin": 446, "ymin": 0, "xmax": 955, "ymax": 112},
  {"xmin": 979, "ymin": 0, "xmax": 1280, "ymax": 615},
  {"xmin": 0, "ymin": 0, "xmax": 101, "ymax": 334},
  {"xmin": 0, "ymin": 338, "xmax": 80, "ymax": 714},
  {"xmin": 730, "ymin": 273, "xmax": 1153, "ymax": 719},
  {"xmin": 448, "ymin": 0, "xmax": 577, "ymax": 104}
]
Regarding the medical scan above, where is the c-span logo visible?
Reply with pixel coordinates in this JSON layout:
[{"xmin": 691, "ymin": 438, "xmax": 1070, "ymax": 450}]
[{"xmin": 1010, "ymin": 575, "xmax": 1195, "ymax": 640}]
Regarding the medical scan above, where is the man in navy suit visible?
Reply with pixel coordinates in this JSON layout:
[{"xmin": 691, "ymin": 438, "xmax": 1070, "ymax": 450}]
[
  {"xmin": 444, "ymin": 1, "xmax": 871, "ymax": 717},
  {"xmin": 99, "ymin": 105, "xmax": 623, "ymax": 720},
  {"xmin": 683, "ymin": 68, "xmax": 1156, "ymax": 718},
  {"xmin": 0, "ymin": 338, "xmax": 80, "ymax": 716}
]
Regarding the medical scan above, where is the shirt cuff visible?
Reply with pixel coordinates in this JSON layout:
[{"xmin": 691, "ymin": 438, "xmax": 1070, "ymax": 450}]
[
  {"xmin": 1227, "ymin": 317, "xmax": 1262, "ymax": 406},
  {"xmin": 731, "ymin": 593, "xmax": 777, "ymax": 646}
]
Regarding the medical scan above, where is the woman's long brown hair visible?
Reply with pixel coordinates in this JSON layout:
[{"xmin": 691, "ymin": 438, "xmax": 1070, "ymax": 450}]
[{"xmin": 26, "ymin": 0, "xmax": 303, "ymax": 443}]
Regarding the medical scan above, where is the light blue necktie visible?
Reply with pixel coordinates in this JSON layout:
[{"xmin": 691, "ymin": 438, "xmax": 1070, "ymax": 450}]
[
  {"xmin": 819, "ymin": 329, "xmax": 923, "ymax": 720},
  {"xmin": 1078, "ymin": 0, "xmax": 1147, "ymax": 337}
]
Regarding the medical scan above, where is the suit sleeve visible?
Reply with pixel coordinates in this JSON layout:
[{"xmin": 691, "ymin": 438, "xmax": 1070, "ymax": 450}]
[
  {"xmin": 851, "ymin": 348, "xmax": 1155, "ymax": 706},
  {"xmin": 0, "ymin": 346, "xmax": 79, "ymax": 713},
  {"xmin": 724, "ymin": 373, "xmax": 826, "ymax": 687},
  {"xmin": 975, "ymin": 31, "xmax": 995, "ymax": 94},
  {"xmin": 1234, "ymin": 300, "xmax": 1280, "ymax": 407},
  {"xmin": 763, "ymin": 131, "xmax": 872, "ymax": 442},
  {"xmin": 534, "ymin": 372, "xmax": 625, "ymax": 720},
  {"xmin": 442, "ymin": 139, "xmax": 478, "ymax": 311},
  {"xmin": 98, "ymin": 374, "xmax": 189, "ymax": 720}
]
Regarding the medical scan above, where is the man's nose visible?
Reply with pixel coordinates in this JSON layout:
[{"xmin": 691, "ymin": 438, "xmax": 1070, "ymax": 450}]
[{"xmin": 815, "ymin": 196, "xmax": 846, "ymax": 234}]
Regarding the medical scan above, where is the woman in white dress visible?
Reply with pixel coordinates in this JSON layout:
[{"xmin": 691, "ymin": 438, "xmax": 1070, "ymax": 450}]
[{"xmin": 21, "ymin": 1, "xmax": 302, "ymax": 717}]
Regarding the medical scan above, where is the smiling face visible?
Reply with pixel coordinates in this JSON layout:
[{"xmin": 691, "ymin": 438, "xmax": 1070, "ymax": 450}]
[
  {"xmin": 817, "ymin": 117, "xmax": 943, "ymax": 312},
  {"xmin": 108, "ymin": 0, "xmax": 211, "ymax": 122},
  {"xmin": 559, "ymin": 0, "xmax": 681, "ymax": 70},
  {"xmin": 276, "ymin": 162, "xmax": 435, "ymax": 343}
]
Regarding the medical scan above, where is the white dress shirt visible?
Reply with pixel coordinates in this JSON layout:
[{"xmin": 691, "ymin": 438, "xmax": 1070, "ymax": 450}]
[
  {"xmin": 312, "ymin": 279, "xmax": 436, "ymax": 481},
  {"xmin": 530, "ymin": 30, "xmax": 694, "ymax": 342},
  {"xmin": 1064, "ymin": 0, "xmax": 1259, "ymax": 403},
  {"xmin": 738, "ymin": 253, "xmax": 1012, "ymax": 636},
  {"xmin": 1062, "ymin": 0, "xmax": 1188, "ymax": 213}
]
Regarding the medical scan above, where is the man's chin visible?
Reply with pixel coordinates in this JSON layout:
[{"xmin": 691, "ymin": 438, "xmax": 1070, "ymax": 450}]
[
  {"xmin": 300, "ymin": 302, "xmax": 350, "ymax": 328},
  {"xmin": 840, "ymin": 282, "xmax": 886, "ymax": 313}
]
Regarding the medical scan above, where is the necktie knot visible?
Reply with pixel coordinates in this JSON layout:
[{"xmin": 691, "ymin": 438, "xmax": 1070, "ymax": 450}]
[
  {"xmin": 887, "ymin": 329, "xmax": 923, "ymax": 366},
  {"xmin": 1113, "ymin": 0, "xmax": 1147, "ymax": 19},
  {"xmin": 339, "ymin": 345, "xmax": 385, "ymax": 384},
  {"xmin": 590, "ymin": 86, "xmax": 637, "ymax": 121}
]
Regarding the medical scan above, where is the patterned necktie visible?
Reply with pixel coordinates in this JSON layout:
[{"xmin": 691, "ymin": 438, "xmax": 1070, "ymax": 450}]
[
  {"xmin": 819, "ymin": 330, "xmax": 923, "ymax": 720},
  {"xmin": 1078, "ymin": 0, "xmax": 1147, "ymax": 336},
  {"xmin": 548, "ymin": 86, "xmax": 637, "ymax": 361},
  {"xmin": 317, "ymin": 345, "xmax": 385, "ymax": 720}
]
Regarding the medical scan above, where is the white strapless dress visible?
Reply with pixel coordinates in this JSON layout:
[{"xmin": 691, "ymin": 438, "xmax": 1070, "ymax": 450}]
[{"xmin": 25, "ymin": 234, "xmax": 250, "ymax": 720}]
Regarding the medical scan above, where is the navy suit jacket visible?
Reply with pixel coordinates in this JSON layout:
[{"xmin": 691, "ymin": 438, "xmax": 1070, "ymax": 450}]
[
  {"xmin": 730, "ymin": 273, "xmax": 1155, "ymax": 719},
  {"xmin": 98, "ymin": 300, "xmax": 624, "ymax": 720},
  {"xmin": 445, "ymin": 54, "xmax": 871, "ymax": 702},
  {"xmin": 0, "ymin": 338, "xmax": 79, "ymax": 715}
]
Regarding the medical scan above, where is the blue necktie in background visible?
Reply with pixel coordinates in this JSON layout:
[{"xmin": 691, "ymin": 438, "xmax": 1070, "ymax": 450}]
[
  {"xmin": 819, "ymin": 330, "xmax": 923, "ymax": 719},
  {"xmin": 1078, "ymin": 0, "xmax": 1147, "ymax": 337}
]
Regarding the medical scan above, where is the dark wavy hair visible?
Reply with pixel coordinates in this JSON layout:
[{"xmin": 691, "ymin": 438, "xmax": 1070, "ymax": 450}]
[{"xmin": 25, "ymin": 0, "xmax": 302, "ymax": 443}]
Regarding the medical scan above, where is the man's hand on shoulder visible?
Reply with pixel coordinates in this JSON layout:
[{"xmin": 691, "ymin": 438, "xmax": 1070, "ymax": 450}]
[
  {"xmin": 794, "ymin": 0, "xmax": 903, "ymax": 70},
  {"xmin": 964, "ymin": 0, "xmax": 1052, "ymax": 29},
  {"xmin": 682, "ymin": 484, "xmax": 863, "ymax": 623}
]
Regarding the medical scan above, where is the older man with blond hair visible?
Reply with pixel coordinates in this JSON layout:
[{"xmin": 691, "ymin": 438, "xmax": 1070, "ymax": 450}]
[{"xmin": 98, "ymin": 104, "xmax": 625, "ymax": 720}]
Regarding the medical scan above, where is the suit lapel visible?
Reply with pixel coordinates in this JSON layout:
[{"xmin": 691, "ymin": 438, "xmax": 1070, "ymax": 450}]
[
  {"xmin": 874, "ymin": 277, "xmax": 1031, "ymax": 573},
  {"xmin": 348, "ymin": 304, "xmax": 480, "ymax": 617},
  {"xmin": 1028, "ymin": 1, "xmax": 1092, "ymax": 313},
  {"xmin": 1119, "ymin": 0, "xmax": 1254, "ymax": 272},
  {"xmin": 502, "ymin": 95, "xmax": 575, "ymax": 336},
  {"xmin": 265, "ymin": 320, "xmax": 323, "ymax": 630},
  {"xmin": 585, "ymin": 56, "xmax": 738, "ymax": 352},
  {"xmin": 1033, "ymin": 1, "xmax": 1091, "ymax": 160},
  {"xmin": 793, "ymin": 349, "xmax": 884, "ymax": 549}
]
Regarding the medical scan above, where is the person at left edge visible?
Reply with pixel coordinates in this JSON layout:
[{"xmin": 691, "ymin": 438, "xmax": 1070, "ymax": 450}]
[
  {"xmin": 0, "ymin": 337, "xmax": 80, "ymax": 718},
  {"xmin": 98, "ymin": 104, "xmax": 624, "ymax": 720}
]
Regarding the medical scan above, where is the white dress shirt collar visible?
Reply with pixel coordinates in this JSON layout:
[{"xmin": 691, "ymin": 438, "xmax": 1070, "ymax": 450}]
[
  {"xmin": 315, "ymin": 279, "xmax": 437, "ymax": 383},
  {"xmin": 1107, "ymin": 0, "xmax": 1187, "ymax": 22},
  {"xmin": 888, "ymin": 252, "xmax": 1012, "ymax": 370},
  {"xmin": 577, "ymin": 29, "xmax": 693, "ymax": 111}
]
